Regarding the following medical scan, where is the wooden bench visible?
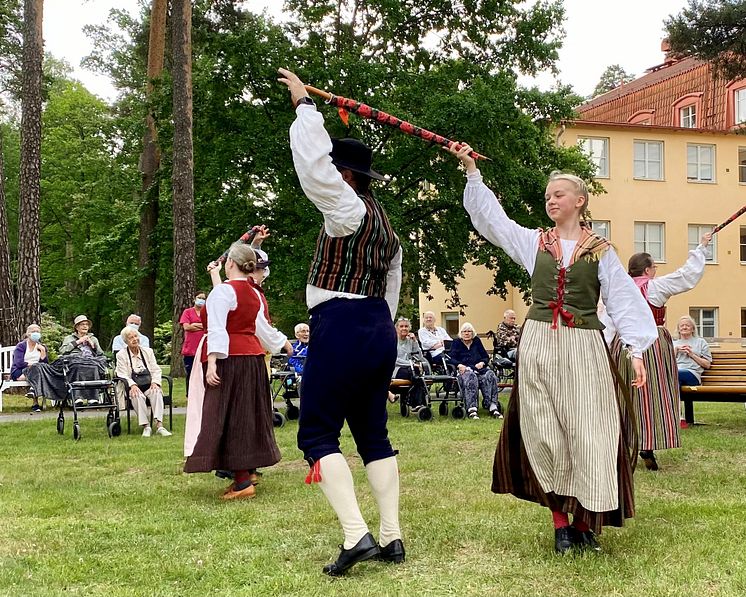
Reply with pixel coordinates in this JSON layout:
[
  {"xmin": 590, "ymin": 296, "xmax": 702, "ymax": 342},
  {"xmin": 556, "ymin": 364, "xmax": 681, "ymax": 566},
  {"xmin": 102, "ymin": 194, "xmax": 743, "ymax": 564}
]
[
  {"xmin": 0, "ymin": 345, "xmax": 29, "ymax": 412},
  {"xmin": 680, "ymin": 350, "xmax": 746, "ymax": 424}
]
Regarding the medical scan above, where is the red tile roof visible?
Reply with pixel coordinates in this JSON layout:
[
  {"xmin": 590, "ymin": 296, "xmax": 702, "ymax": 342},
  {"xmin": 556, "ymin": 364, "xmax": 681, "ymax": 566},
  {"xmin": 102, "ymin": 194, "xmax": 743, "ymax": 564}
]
[{"xmin": 577, "ymin": 57, "xmax": 733, "ymax": 131}]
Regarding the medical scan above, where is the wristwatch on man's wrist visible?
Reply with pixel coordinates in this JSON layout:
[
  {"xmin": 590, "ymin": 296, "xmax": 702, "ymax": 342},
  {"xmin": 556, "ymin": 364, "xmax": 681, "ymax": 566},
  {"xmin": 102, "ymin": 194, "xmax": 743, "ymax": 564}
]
[{"xmin": 295, "ymin": 96, "xmax": 315, "ymax": 108}]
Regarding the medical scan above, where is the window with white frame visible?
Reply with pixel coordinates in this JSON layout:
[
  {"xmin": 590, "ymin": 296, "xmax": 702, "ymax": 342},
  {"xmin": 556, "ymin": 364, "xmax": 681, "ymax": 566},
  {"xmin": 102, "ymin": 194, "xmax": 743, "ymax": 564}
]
[
  {"xmin": 739, "ymin": 147, "xmax": 746, "ymax": 183},
  {"xmin": 688, "ymin": 224, "xmax": 717, "ymax": 262},
  {"xmin": 633, "ymin": 140, "xmax": 664, "ymax": 180},
  {"xmin": 740, "ymin": 226, "xmax": 746, "ymax": 262},
  {"xmin": 687, "ymin": 143, "xmax": 715, "ymax": 182},
  {"xmin": 634, "ymin": 222, "xmax": 665, "ymax": 261},
  {"xmin": 443, "ymin": 312, "xmax": 459, "ymax": 338},
  {"xmin": 680, "ymin": 105, "xmax": 697, "ymax": 128},
  {"xmin": 590, "ymin": 220, "xmax": 611, "ymax": 239},
  {"xmin": 689, "ymin": 307, "xmax": 717, "ymax": 338},
  {"xmin": 737, "ymin": 89, "xmax": 746, "ymax": 125},
  {"xmin": 577, "ymin": 137, "xmax": 609, "ymax": 178}
]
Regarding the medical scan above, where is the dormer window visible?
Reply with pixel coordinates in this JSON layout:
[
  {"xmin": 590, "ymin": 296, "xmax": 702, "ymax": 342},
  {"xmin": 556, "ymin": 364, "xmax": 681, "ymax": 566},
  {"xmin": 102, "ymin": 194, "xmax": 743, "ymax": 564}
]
[
  {"xmin": 680, "ymin": 105, "xmax": 697, "ymax": 128},
  {"xmin": 672, "ymin": 93, "xmax": 703, "ymax": 128},
  {"xmin": 736, "ymin": 88, "xmax": 746, "ymax": 125}
]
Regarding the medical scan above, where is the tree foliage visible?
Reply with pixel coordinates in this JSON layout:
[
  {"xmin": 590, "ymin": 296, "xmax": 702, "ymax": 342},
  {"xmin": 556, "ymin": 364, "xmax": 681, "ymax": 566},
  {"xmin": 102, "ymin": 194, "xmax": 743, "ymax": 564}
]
[
  {"xmin": 665, "ymin": 0, "xmax": 746, "ymax": 80},
  {"xmin": 591, "ymin": 64, "xmax": 636, "ymax": 98},
  {"xmin": 1, "ymin": 0, "xmax": 598, "ymax": 350}
]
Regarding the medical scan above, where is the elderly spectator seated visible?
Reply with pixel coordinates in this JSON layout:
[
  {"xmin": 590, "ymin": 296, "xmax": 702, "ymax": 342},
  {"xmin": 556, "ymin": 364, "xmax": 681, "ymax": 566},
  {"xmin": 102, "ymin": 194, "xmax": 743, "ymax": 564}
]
[
  {"xmin": 493, "ymin": 309, "xmax": 520, "ymax": 362},
  {"xmin": 115, "ymin": 326, "xmax": 172, "ymax": 437},
  {"xmin": 388, "ymin": 317, "xmax": 427, "ymax": 411},
  {"xmin": 26, "ymin": 315, "xmax": 108, "ymax": 407},
  {"xmin": 289, "ymin": 322, "xmax": 309, "ymax": 375},
  {"xmin": 111, "ymin": 314, "xmax": 151, "ymax": 353},
  {"xmin": 449, "ymin": 322, "xmax": 503, "ymax": 420},
  {"xmin": 10, "ymin": 323, "xmax": 50, "ymax": 412},
  {"xmin": 673, "ymin": 315, "xmax": 712, "ymax": 388},
  {"xmin": 417, "ymin": 311, "xmax": 451, "ymax": 367}
]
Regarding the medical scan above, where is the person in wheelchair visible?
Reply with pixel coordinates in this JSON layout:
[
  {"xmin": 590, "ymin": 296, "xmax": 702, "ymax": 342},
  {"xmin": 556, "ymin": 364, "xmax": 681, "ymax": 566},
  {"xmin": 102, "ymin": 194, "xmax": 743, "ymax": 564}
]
[
  {"xmin": 58, "ymin": 315, "xmax": 107, "ymax": 405},
  {"xmin": 448, "ymin": 322, "xmax": 503, "ymax": 420},
  {"xmin": 289, "ymin": 323, "xmax": 309, "ymax": 375},
  {"xmin": 417, "ymin": 311, "xmax": 450, "ymax": 368},
  {"xmin": 388, "ymin": 317, "xmax": 427, "ymax": 411},
  {"xmin": 115, "ymin": 326, "xmax": 172, "ymax": 437},
  {"xmin": 492, "ymin": 309, "xmax": 520, "ymax": 363}
]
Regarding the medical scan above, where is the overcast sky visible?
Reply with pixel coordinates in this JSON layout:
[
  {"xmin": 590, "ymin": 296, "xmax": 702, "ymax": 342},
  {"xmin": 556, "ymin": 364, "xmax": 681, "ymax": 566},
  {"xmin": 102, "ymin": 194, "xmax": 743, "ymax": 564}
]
[{"xmin": 43, "ymin": 0, "xmax": 691, "ymax": 102}]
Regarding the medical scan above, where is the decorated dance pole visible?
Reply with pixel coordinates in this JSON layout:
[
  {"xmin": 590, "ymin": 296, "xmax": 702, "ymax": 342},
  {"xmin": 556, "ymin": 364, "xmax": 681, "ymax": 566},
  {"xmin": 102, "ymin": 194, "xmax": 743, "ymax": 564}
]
[
  {"xmin": 216, "ymin": 226, "xmax": 259, "ymax": 264},
  {"xmin": 304, "ymin": 85, "xmax": 491, "ymax": 161},
  {"xmin": 711, "ymin": 204, "xmax": 746, "ymax": 234}
]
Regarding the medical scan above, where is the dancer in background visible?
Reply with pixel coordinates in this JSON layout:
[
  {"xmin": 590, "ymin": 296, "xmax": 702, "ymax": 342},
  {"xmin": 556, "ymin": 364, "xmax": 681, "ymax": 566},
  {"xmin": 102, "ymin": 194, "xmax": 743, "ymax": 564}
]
[{"xmin": 607, "ymin": 232, "xmax": 712, "ymax": 470}]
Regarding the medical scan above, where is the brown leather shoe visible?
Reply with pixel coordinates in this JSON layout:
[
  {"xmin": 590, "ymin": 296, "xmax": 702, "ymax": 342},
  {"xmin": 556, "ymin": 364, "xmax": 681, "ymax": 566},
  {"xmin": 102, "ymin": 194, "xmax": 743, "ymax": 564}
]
[{"xmin": 221, "ymin": 483, "xmax": 256, "ymax": 500}]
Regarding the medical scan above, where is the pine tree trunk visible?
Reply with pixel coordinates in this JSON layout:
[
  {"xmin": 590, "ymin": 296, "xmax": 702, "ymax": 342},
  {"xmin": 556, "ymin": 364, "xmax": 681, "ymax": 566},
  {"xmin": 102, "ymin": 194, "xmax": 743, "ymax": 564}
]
[
  {"xmin": 170, "ymin": 0, "xmax": 195, "ymax": 377},
  {"xmin": 0, "ymin": 131, "xmax": 20, "ymax": 344},
  {"xmin": 16, "ymin": 0, "xmax": 42, "ymax": 331},
  {"xmin": 136, "ymin": 0, "xmax": 168, "ymax": 342}
]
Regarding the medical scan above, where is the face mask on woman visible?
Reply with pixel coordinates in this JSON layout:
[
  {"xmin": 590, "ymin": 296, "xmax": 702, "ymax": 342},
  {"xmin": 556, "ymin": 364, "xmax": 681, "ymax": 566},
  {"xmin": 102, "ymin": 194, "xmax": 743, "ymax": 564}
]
[
  {"xmin": 195, "ymin": 298, "xmax": 206, "ymax": 307},
  {"xmin": 29, "ymin": 332, "xmax": 42, "ymax": 342},
  {"xmin": 128, "ymin": 323, "xmax": 140, "ymax": 331}
]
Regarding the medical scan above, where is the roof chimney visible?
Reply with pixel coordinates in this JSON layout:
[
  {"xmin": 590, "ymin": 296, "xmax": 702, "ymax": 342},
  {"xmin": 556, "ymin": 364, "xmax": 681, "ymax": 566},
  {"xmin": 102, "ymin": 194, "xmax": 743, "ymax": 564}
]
[{"xmin": 661, "ymin": 38, "xmax": 675, "ymax": 64}]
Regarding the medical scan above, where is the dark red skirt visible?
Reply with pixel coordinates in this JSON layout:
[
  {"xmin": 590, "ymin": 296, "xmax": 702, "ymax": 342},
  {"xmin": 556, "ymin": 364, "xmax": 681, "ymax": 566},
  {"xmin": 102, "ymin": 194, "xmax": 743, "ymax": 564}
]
[{"xmin": 184, "ymin": 355, "xmax": 280, "ymax": 473}]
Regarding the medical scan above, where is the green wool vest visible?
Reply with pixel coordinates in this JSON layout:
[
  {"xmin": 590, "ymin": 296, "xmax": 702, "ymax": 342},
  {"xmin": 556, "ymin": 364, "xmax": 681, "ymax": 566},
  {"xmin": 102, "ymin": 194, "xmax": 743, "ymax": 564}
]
[{"xmin": 526, "ymin": 249, "xmax": 604, "ymax": 330}]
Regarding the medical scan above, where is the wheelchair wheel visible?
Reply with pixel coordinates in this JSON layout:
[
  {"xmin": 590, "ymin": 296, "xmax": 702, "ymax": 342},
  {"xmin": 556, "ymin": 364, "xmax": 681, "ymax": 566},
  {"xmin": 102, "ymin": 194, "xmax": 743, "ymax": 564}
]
[
  {"xmin": 73, "ymin": 423, "xmax": 81, "ymax": 441},
  {"xmin": 286, "ymin": 404, "xmax": 300, "ymax": 420},
  {"xmin": 438, "ymin": 402, "xmax": 448, "ymax": 417},
  {"xmin": 399, "ymin": 401, "xmax": 409, "ymax": 418},
  {"xmin": 56, "ymin": 416, "xmax": 64, "ymax": 435},
  {"xmin": 417, "ymin": 407, "xmax": 432, "ymax": 422},
  {"xmin": 452, "ymin": 405, "xmax": 465, "ymax": 420},
  {"xmin": 108, "ymin": 421, "xmax": 121, "ymax": 438},
  {"xmin": 273, "ymin": 411, "xmax": 286, "ymax": 428}
]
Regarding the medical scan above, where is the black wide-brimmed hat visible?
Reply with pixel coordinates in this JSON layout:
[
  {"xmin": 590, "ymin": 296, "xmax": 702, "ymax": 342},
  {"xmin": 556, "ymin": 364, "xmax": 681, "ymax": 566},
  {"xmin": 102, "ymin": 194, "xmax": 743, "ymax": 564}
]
[{"xmin": 330, "ymin": 138, "xmax": 387, "ymax": 181}]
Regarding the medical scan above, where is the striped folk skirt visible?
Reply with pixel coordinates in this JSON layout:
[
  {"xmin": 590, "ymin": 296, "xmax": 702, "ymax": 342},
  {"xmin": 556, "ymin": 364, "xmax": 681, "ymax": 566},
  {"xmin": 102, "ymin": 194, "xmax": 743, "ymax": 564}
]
[
  {"xmin": 184, "ymin": 355, "xmax": 281, "ymax": 473},
  {"xmin": 611, "ymin": 327, "xmax": 680, "ymax": 451},
  {"xmin": 492, "ymin": 320, "xmax": 636, "ymax": 532}
]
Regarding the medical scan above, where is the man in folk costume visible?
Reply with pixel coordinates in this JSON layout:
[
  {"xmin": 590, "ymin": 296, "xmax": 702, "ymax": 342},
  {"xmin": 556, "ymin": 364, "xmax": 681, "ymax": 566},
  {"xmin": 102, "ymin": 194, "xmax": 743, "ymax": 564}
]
[
  {"xmin": 448, "ymin": 142, "xmax": 658, "ymax": 554},
  {"xmin": 278, "ymin": 68, "xmax": 404, "ymax": 576}
]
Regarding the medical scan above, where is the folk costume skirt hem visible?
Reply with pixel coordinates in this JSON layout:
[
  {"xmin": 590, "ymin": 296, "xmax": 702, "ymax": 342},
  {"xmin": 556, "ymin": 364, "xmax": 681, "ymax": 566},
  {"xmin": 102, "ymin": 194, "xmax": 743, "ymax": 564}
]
[
  {"xmin": 184, "ymin": 355, "xmax": 280, "ymax": 473},
  {"xmin": 491, "ymin": 320, "xmax": 636, "ymax": 533},
  {"xmin": 611, "ymin": 327, "xmax": 680, "ymax": 451}
]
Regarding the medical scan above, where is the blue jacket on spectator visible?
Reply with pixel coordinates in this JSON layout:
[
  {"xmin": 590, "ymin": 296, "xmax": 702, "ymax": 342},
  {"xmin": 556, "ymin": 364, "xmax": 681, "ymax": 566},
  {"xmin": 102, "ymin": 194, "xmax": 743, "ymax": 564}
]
[
  {"xmin": 289, "ymin": 340, "xmax": 308, "ymax": 374},
  {"xmin": 448, "ymin": 336, "xmax": 490, "ymax": 370}
]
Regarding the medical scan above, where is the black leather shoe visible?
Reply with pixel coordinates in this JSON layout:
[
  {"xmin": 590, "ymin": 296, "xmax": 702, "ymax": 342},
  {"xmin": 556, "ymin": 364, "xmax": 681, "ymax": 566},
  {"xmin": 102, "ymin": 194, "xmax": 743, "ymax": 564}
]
[
  {"xmin": 377, "ymin": 538, "xmax": 405, "ymax": 563},
  {"xmin": 322, "ymin": 532, "xmax": 380, "ymax": 576},
  {"xmin": 554, "ymin": 526, "xmax": 575, "ymax": 554},
  {"xmin": 575, "ymin": 528, "xmax": 601, "ymax": 553}
]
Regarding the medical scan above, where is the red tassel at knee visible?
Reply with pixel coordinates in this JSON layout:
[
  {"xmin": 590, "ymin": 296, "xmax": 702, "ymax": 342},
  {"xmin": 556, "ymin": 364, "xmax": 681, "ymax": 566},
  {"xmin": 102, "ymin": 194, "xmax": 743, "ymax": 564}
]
[{"xmin": 304, "ymin": 460, "xmax": 322, "ymax": 484}]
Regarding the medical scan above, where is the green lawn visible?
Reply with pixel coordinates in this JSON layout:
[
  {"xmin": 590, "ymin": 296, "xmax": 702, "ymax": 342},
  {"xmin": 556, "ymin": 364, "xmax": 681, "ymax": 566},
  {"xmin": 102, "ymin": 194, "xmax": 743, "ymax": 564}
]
[{"xmin": 1, "ymin": 399, "xmax": 745, "ymax": 597}]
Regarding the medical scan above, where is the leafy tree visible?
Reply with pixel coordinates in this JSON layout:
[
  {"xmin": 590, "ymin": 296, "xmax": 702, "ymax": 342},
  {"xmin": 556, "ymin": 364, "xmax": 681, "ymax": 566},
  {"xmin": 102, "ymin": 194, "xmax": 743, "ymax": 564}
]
[
  {"xmin": 591, "ymin": 64, "xmax": 635, "ymax": 98},
  {"xmin": 82, "ymin": 0, "xmax": 595, "ymax": 338},
  {"xmin": 665, "ymin": 0, "xmax": 746, "ymax": 80}
]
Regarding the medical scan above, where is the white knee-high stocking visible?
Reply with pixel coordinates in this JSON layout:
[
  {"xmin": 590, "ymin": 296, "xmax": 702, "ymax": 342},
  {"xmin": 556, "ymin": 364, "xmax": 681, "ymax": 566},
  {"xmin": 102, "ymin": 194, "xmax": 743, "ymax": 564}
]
[
  {"xmin": 318, "ymin": 453, "xmax": 369, "ymax": 549},
  {"xmin": 365, "ymin": 456, "xmax": 401, "ymax": 547}
]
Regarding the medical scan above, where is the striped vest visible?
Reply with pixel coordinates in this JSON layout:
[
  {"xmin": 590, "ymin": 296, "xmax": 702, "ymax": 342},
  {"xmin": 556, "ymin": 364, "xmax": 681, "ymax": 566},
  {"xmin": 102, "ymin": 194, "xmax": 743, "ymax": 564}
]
[{"xmin": 308, "ymin": 193, "xmax": 400, "ymax": 298}]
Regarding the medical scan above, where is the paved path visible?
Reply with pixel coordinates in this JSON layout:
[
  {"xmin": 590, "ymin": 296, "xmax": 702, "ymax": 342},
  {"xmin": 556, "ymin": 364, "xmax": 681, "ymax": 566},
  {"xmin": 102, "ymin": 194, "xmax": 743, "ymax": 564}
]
[{"xmin": 0, "ymin": 406, "xmax": 188, "ymax": 423}]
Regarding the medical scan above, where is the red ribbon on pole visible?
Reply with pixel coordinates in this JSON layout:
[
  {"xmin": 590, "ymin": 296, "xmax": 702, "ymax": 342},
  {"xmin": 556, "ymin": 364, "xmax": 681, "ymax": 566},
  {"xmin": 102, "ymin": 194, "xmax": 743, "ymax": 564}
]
[
  {"xmin": 305, "ymin": 85, "xmax": 490, "ymax": 161},
  {"xmin": 712, "ymin": 204, "xmax": 746, "ymax": 234},
  {"xmin": 216, "ymin": 226, "xmax": 259, "ymax": 264}
]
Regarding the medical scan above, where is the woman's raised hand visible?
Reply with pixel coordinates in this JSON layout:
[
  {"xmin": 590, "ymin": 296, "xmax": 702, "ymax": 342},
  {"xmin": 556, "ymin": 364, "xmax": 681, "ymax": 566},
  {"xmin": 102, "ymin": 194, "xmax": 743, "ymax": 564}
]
[{"xmin": 446, "ymin": 141, "xmax": 478, "ymax": 174}]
